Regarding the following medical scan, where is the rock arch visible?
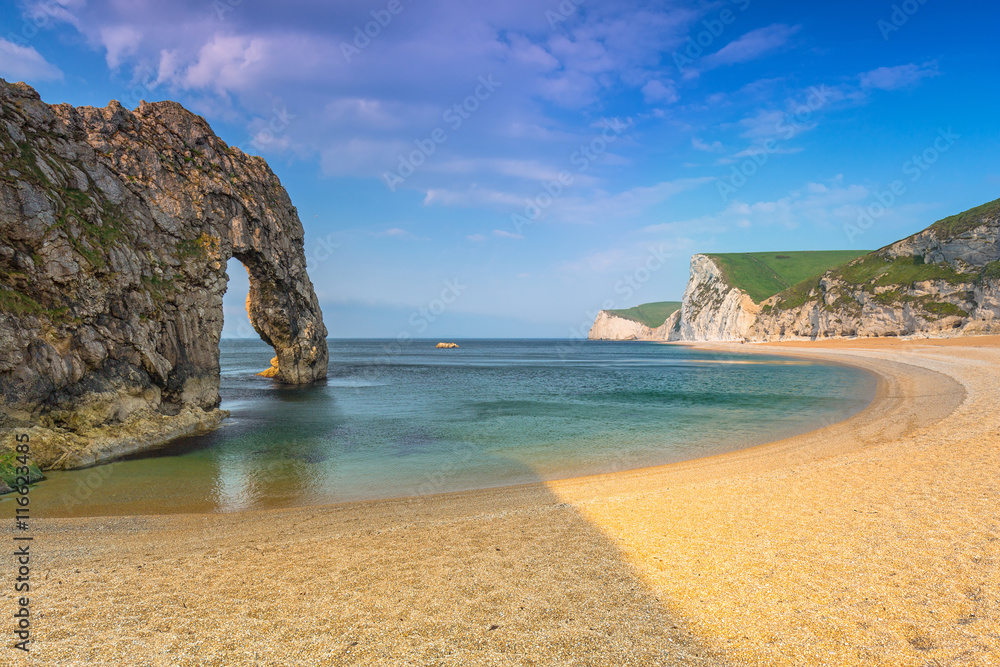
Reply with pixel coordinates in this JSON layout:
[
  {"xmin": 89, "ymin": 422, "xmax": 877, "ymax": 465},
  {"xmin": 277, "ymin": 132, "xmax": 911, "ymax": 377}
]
[{"xmin": 0, "ymin": 80, "xmax": 328, "ymax": 468}]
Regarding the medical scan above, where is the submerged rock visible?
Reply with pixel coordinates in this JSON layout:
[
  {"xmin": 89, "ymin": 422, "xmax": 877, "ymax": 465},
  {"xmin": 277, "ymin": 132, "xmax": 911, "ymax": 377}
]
[{"xmin": 0, "ymin": 79, "xmax": 328, "ymax": 469}]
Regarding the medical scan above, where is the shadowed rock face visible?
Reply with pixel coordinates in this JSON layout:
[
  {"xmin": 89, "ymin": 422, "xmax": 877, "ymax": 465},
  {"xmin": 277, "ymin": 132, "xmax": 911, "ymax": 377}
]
[{"xmin": 0, "ymin": 79, "xmax": 327, "ymax": 468}]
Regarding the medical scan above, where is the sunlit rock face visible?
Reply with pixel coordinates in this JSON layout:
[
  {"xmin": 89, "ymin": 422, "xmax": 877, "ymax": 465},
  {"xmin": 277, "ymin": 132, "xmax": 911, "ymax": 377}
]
[
  {"xmin": 0, "ymin": 79, "xmax": 327, "ymax": 469},
  {"xmin": 586, "ymin": 201, "xmax": 1000, "ymax": 344}
]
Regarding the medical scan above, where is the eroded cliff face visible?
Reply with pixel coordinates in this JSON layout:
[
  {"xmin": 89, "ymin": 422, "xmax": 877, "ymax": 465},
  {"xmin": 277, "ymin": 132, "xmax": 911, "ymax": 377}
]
[
  {"xmin": 676, "ymin": 254, "xmax": 759, "ymax": 342},
  {"xmin": 752, "ymin": 214, "xmax": 1000, "ymax": 341},
  {"xmin": 587, "ymin": 311, "xmax": 657, "ymax": 340},
  {"xmin": 0, "ymin": 80, "xmax": 328, "ymax": 469},
  {"xmin": 587, "ymin": 201, "xmax": 1000, "ymax": 344}
]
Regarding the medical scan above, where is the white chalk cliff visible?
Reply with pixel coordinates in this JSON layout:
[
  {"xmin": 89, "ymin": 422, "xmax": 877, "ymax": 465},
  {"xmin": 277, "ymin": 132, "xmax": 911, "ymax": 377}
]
[{"xmin": 588, "ymin": 199, "xmax": 1000, "ymax": 343}]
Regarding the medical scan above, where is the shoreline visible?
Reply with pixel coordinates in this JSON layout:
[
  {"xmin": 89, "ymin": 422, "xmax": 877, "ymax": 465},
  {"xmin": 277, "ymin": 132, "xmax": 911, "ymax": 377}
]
[
  {"xmin": 12, "ymin": 337, "xmax": 998, "ymax": 666},
  {"xmin": 25, "ymin": 341, "xmax": 879, "ymax": 519}
]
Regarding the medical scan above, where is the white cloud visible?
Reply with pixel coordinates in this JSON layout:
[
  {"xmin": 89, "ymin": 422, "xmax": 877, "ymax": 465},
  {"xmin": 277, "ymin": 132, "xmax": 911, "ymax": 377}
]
[
  {"xmin": 860, "ymin": 62, "xmax": 939, "ymax": 91},
  {"xmin": 506, "ymin": 33, "xmax": 559, "ymax": 71},
  {"xmin": 715, "ymin": 144, "xmax": 803, "ymax": 165},
  {"xmin": 641, "ymin": 80, "xmax": 678, "ymax": 104},
  {"xmin": 0, "ymin": 38, "xmax": 63, "ymax": 82},
  {"xmin": 644, "ymin": 180, "xmax": 873, "ymax": 234},
  {"xmin": 423, "ymin": 186, "xmax": 524, "ymax": 208},
  {"xmin": 692, "ymin": 137, "xmax": 724, "ymax": 153},
  {"xmin": 737, "ymin": 109, "xmax": 809, "ymax": 141},
  {"xmin": 99, "ymin": 25, "xmax": 142, "ymax": 69},
  {"xmin": 493, "ymin": 229, "xmax": 524, "ymax": 239},
  {"xmin": 157, "ymin": 35, "xmax": 267, "ymax": 94},
  {"xmin": 701, "ymin": 24, "xmax": 799, "ymax": 71},
  {"xmin": 376, "ymin": 227, "xmax": 410, "ymax": 237}
]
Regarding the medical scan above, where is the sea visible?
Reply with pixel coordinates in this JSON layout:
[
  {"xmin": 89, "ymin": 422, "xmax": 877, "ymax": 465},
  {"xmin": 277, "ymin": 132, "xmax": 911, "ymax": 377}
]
[{"xmin": 22, "ymin": 339, "xmax": 876, "ymax": 517}]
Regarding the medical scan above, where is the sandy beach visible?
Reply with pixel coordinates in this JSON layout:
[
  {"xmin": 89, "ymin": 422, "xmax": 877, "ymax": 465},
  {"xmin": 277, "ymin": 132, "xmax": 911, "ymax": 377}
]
[{"xmin": 8, "ymin": 338, "xmax": 999, "ymax": 666}]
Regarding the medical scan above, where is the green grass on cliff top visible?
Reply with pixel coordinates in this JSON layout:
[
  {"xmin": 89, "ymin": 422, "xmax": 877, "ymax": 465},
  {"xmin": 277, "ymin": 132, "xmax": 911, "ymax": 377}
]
[
  {"xmin": 928, "ymin": 197, "xmax": 1000, "ymax": 237},
  {"xmin": 605, "ymin": 301, "xmax": 682, "ymax": 328},
  {"xmin": 705, "ymin": 250, "xmax": 871, "ymax": 303}
]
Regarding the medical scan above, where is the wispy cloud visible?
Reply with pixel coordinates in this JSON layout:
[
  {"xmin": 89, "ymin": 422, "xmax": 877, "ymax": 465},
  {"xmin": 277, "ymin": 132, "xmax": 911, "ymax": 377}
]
[
  {"xmin": 0, "ymin": 38, "xmax": 63, "ymax": 81},
  {"xmin": 644, "ymin": 179, "xmax": 874, "ymax": 234},
  {"xmin": 697, "ymin": 24, "xmax": 800, "ymax": 74},
  {"xmin": 692, "ymin": 137, "xmax": 724, "ymax": 153},
  {"xmin": 860, "ymin": 61, "xmax": 939, "ymax": 91},
  {"xmin": 374, "ymin": 227, "xmax": 425, "ymax": 240},
  {"xmin": 641, "ymin": 80, "xmax": 678, "ymax": 104}
]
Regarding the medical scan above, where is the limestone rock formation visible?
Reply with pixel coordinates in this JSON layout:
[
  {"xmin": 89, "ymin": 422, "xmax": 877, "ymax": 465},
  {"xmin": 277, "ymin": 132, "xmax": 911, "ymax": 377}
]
[
  {"xmin": 587, "ymin": 311, "xmax": 658, "ymax": 340},
  {"xmin": 0, "ymin": 79, "xmax": 328, "ymax": 469},
  {"xmin": 586, "ymin": 198, "xmax": 1000, "ymax": 343},
  {"xmin": 752, "ymin": 202, "xmax": 1000, "ymax": 340},
  {"xmin": 435, "ymin": 342, "xmax": 460, "ymax": 349},
  {"xmin": 587, "ymin": 303, "xmax": 683, "ymax": 342},
  {"xmin": 676, "ymin": 254, "xmax": 760, "ymax": 341}
]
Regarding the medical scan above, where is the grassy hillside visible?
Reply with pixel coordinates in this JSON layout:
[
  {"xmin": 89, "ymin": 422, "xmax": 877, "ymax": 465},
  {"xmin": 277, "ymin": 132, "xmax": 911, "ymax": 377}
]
[
  {"xmin": 768, "ymin": 197, "xmax": 1000, "ymax": 312},
  {"xmin": 605, "ymin": 301, "xmax": 682, "ymax": 328},
  {"xmin": 928, "ymin": 197, "xmax": 1000, "ymax": 237},
  {"xmin": 706, "ymin": 250, "xmax": 871, "ymax": 303}
]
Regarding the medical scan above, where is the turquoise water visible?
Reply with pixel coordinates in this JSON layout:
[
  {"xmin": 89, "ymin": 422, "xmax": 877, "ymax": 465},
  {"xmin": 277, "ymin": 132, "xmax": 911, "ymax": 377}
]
[{"xmin": 26, "ymin": 339, "xmax": 875, "ymax": 517}]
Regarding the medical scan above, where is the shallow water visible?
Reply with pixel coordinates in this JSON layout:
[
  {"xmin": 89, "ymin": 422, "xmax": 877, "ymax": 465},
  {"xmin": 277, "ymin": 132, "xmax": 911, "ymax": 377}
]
[{"xmin": 22, "ymin": 339, "xmax": 875, "ymax": 517}]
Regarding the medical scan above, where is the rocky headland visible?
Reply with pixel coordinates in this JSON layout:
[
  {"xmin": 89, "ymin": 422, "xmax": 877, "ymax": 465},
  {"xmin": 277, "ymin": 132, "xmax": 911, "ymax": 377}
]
[
  {"xmin": 589, "ymin": 199, "xmax": 1000, "ymax": 343},
  {"xmin": 0, "ymin": 80, "xmax": 328, "ymax": 471}
]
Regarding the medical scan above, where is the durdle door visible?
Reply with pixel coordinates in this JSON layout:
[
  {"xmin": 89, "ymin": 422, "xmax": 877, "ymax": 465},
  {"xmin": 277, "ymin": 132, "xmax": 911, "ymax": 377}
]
[{"xmin": 0, "ymin": 80, "xmax": 328, "ymax": 471}]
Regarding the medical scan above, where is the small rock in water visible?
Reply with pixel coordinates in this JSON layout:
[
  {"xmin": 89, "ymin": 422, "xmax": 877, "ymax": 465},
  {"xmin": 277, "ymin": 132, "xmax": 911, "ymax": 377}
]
[{"xmin": 435, "ymin": 342, "xmax": 460, "ymax": 349}]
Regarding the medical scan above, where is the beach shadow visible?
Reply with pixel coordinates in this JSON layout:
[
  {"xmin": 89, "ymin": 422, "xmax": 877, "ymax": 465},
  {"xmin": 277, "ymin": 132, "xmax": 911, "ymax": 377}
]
[{"xmin": 24, "ymin": 454, "xmax": 730, "ymax": 667}]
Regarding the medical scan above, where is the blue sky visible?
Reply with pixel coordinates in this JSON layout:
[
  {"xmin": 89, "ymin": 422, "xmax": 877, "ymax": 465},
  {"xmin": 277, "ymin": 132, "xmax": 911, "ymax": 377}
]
[{"xmin": 2, "ymin": 0, "xmax": 998, "ymax": 338}]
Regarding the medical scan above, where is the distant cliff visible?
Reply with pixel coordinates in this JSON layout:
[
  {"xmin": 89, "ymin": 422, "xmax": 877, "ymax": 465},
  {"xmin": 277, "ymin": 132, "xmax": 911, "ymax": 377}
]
[
  {"xmin": 588, "ymin": 198, "xmax": 1000, "ymax": 343},
  {"xmin": 0, "ymin": 80, "xmax": 328, "ymax": 469},
  {"xmin": 589, "ymin": 311, "xmax": 659, "ymax": 340},
  {"xmin": 588, "ymin": 302, "xmax": 680, "ymax": 340}
]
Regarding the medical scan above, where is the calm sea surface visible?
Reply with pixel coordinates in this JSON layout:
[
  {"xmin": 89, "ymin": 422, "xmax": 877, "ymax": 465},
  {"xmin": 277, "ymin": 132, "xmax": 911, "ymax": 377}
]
[{"xmin": 23, "ymin": 339, "xmax": 875, "ymax": 516}]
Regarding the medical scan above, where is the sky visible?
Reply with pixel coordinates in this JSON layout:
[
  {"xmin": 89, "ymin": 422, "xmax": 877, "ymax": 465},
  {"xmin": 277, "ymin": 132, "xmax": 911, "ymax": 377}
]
[{"xmin": 2, "ymin": 0, "xmax": 998, "ymax": 338}]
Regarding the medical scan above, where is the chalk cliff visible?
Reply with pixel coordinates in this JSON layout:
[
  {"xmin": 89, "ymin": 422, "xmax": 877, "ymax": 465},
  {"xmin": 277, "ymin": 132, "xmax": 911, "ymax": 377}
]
[
  {"xmin": 752, "ymin": 201, "xmax": 1000, "ymax": 340},
  {"xmin": 0, "ymin": 80, "xmax": 328, "ymax": 469},
  {"xmin": 588, "ymin": 311, "xmax": 659, "ymax": 340},
  {"xmin": 675, "ymin": 254, "xmax": 759, "ymax": 342},
  {"xmin": 587, "ymin": 198, "xmax": 1000, "ymax": 343}
]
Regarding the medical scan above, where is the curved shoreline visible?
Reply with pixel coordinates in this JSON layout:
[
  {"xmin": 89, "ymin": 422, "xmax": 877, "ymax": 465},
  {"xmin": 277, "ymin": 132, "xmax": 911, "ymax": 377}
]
[
  {"xmin": 22, "ymin": 343, "xmax": 879, "ymax": 517},
  {"xmin": 15, "ymin": 338, "xmax": 999, "ymax": 666}
]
